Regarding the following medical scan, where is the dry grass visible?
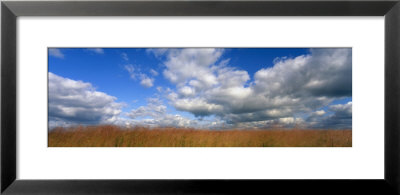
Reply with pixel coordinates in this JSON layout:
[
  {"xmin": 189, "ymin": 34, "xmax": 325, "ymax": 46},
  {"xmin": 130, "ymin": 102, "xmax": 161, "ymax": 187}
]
[{"xmin": 48, "ymin": 125, "xmax": 352, "ymax": 147}]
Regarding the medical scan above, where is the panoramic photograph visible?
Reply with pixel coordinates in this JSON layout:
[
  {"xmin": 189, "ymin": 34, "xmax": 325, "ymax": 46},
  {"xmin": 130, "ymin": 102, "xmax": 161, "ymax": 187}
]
[{"xmin": 48, "ymin": 48, "xmax": 352, "ymax": 147}]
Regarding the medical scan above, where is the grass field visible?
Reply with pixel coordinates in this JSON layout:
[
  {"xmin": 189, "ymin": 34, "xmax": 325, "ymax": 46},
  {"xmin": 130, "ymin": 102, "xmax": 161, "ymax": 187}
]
[{"xmin": 48, "ymin": 125, "xmax": 351, "ymax": 147}]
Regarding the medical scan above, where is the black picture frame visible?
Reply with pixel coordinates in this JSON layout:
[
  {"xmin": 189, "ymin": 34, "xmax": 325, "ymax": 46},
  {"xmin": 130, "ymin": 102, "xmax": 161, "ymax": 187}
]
[{"xmin": 2, "ymin": 0, "xmax": 399, "ymax": 194}]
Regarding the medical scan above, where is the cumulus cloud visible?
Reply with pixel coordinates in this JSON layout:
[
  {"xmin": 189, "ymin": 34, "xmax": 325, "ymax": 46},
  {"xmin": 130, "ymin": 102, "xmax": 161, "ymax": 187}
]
[
  {"xmin": 146, "ymin": 48, "xmax": 168, "ymax": 58},
  {"xmin": 306, "ymin": 101, "xmax": 352, "ymax": 129},
  {"xmin": 150, "ymin": 48, "xmax": 352, "ymax": 129},
  {"xmin": 178, "ymin": 86, "xmax": 195, "ymax": 97},
  {"xmin": 86, "ymin": 48, "xmax": 104, "ymax": 54},
  {"xmin": 231, "ymin": 117, "xmax": 305, "ymax": 130},
  {"xmin": 148, "ymin": 48, "xmax": 223, "ymax": 86},
  {"xmin": 173, "ymin": 98, "xmax": 224, "ymax": 117},
  {"xmin": 48, "ymin": 72, "xmax": 123, "ymax": 129},
  {"xmin": 140, "ymin": 75, "xmax": 154, "ymax": 88},
  {"xmin": 50, "ymin": 48, "xmax": 351, "ymax": 130},
  {"xmin": 49, "ymin": 48, "xmax": 64, "ymax": 59},
  {"xmin": 254, "ymin": 48, "xmax": 352, "ymax": 98},
  {"xmin": 127, "ymin": 98, "xmax": 166, "ymax": 119},
  {"xmin": 124, "ymin": 64, "xmax": 136, "ymax": 79},
  {"xmin": 324, "ymin": 101, "xmax": 352, "ymax": 129},
  {"xmin": 313, "ymin": 110, "xmax": 326, "ymax": 116},
  {"xmin": 124, "ymin": 65, "xmax": 155, "ymax": 88},
  {"xmin": 126, "ymin": 98, "xmax": 196, "ymax": 128},
  {"xmin": 150, "ymin": 69, "xmax": 159, "ymax": 76}
]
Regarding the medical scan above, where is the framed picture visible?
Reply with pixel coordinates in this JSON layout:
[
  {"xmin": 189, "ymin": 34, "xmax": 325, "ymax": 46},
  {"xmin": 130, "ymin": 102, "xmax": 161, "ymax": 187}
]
[{"xmin": 2, "ymin": 0, "xmax": 399, "ymax": 194}]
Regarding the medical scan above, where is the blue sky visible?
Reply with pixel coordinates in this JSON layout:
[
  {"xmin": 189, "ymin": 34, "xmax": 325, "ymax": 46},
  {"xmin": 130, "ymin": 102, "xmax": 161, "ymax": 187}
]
[{"xmin": 48, "ymin": 48, "xmax": 352, "ymax": 130}]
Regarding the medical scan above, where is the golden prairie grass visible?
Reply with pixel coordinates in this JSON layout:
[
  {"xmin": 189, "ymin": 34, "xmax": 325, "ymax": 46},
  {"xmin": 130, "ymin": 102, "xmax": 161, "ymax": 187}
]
[{"xmin": 48, "ymin": 125, "xmax": 352, "ymax": 147}]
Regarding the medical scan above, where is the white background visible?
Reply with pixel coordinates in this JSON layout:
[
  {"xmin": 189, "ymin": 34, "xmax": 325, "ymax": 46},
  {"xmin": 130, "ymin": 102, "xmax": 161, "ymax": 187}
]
[{"xmin": 17, "ymin": 17, "xmax": 384, "ymax": 179}]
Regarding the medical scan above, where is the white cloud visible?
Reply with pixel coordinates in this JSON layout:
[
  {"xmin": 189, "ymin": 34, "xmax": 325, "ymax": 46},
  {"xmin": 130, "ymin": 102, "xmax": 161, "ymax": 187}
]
[
  {"xmin": 306, "ymin": 101, "xmax": 352, "ymax": 129},
  {"xmin": 330, "ymin": 101, "xmax": 352, "ymax": 114},
  {"xmin": 126, "ymin": 98, "xmax": 196, "ymax": 128},
  {"xmin": 127, "ymin": 98, "xmax": 166, "ymax": 119},
  {"xmin": 172, "ymin": 98, "xmax": 224, "ymax": 117},
  {"xmin": 148, "ymin": 48, "xmax": 223, "ymax": 86},
  {"xmin": 146, "ymin": 48, "xmax": 168, "ymax": 58},
  {"xmin": 48, "ymin": 72, "xmax": 123, "ymax": 129},
  {"xmin": 86, "ymin": 48, "xmax": 104, "ymax": 54},
  {"xmin": 314, "ymin": 110, "xmax": 326, "ymax": 116},
  {"xmin": 150, "ymin": 69, "xmax": 159, "ymax": 76},
  {"xmin": 254, "ymin": 48, "xmax": 351, "ymax": 98},
  {"xmin": 152, "ymin": 48, "xmax": 352, "ymax": 129},
  {"xmin": 231, "ymin": 117, "xmax": 306, "ymax": 130},
  {"xmin": 49, "ymin": 48, "xmax": 64, "ymax": 59},
  {"xmin": 124, "ymin": 65, "xmax": 155, "ymax": 88},
  {"xmin": 178, "ymin": 86, "xmax": 195, "ymax": 97},
  {"xmin": 124, "ymin": 64, "xmax": 136, "ymax": 79},
  {"xmin": 139, "ymin": 74, "xmax": 154, "ymax": 88}
]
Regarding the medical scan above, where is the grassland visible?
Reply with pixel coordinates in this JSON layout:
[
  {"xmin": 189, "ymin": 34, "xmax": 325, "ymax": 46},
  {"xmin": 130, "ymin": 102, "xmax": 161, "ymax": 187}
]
[{"xmin": 48, "ymin": 125, "xmax": 351, "ymax": 147}]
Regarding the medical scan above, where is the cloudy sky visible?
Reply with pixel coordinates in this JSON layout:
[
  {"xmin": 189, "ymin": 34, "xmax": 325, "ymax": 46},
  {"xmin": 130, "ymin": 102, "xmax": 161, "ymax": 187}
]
[{"xmin": 48, "ymin": 48, "xmax": 352, "ymax": 130}]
